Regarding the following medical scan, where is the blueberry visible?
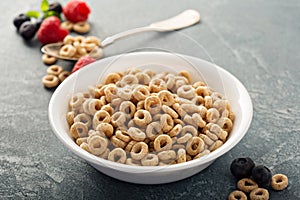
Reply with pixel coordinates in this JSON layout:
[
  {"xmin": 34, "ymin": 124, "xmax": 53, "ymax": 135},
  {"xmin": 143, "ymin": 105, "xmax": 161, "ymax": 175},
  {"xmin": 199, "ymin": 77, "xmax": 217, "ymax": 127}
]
[
  {"xmin": 35, "ymin": 18, "xmax": 43, "ymax": 31},
  {"xmin": 19, "ymin": 21, "xmax": 37, "ymax": 40},
  {"xmin": 13, "ymin": 13, "xmax": 30, "ymax": 31},
  {"xmin": 252, "ymin": 165, "xmax": 272, "ymax": 187},
  {"xmin": 48, "ymin": 2, "xmax": 63, "ymax": 14},
  {"xmin": 230, "ymin": 157, "xmax": 255, "ymax": 179}
]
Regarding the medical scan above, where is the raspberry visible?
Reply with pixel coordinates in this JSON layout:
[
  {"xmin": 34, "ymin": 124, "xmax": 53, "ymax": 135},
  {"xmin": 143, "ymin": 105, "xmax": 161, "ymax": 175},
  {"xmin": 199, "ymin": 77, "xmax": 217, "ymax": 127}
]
[
  {"xmin": 63, "ymin": 0, "xmax": 91, "ymax": 23},
  {"xmin": 37, "ymin": 16, "xmax": 69, "ymax": 44},
  {"xmin": 72, "ymin": 56, "xmax": 96, "ymax": 73}
]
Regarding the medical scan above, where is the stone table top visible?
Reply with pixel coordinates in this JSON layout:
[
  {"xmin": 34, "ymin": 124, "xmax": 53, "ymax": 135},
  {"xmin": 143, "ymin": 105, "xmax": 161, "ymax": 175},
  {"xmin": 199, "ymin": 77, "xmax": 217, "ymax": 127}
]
[{"xmin": 1, "ymin": 0, "xmax": 299, "ymax": 199}]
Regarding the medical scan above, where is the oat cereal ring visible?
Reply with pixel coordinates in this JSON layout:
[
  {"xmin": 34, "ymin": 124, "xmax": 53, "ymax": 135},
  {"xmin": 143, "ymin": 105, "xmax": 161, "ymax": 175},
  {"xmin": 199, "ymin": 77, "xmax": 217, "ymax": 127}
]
[
  {"xmin": 47, "ymin": 65, "xmax": 64, "ymax": 76},
  {"xmin": 132, "ymin": 85, "xmax": 150, "ymax": 101},
  {"xmin": 119, "ymin": 74, "xmax": 139, "ymax": 87},
  {"xmin": 101, "ymin": 104, "xmax": 113, "ymax": 116},
  {"xmin": 83, "ymin": 36, "xmax": 101, "ymax": 46},
  {"xmin": 62, "ymin": 35, "xmax": 75, "ymax": 44},
  {"xmin": 218, "ymin": 117, "xmax": 233, "ymax": 133},
  {"xmin": 142, "ymin": 69, "xmax": 155, "ymax": 78},
  {"xmin": 110, "ymin": 98, "xmax": 122, "ymax": 111},
  {"xmin": 66, "ymin": 111, "xmax": 75, "ymax": 126},
  {"xmin": 74, "ymin": 113, "xmax": 92, "ymax": 127},
  {"xmin": 214, "ymin": 99, "xmax": 230, "ymax": 113},
  {"xmin": 181, "ymin": 125, "xmax": 198, "ymax": 137},
  {"xmin": 186, "ymin": 137, "xmax": 205, "ymax": 156},
  {"xmin": 172, "ymin": 103, "xmax": 187, "ymax": 118},
  {"xmin": 157, "ymin": 150, "xmax": 176, "ymax": 161},
  {"xmin": 192, "ymin": 96, "xmax": 204, "ymax": 106},
  {"xmin": 126, "ymin": 158, "xmax": 141, "ymax": 166},
  {"xmin": 193, "ymin": 149, "xmax": 210, "ymax": 159},
  {"xmin": 271, "ymin": 174, "xmax": 288, "ymax": 191},
  {"xmin": 144, "ymin": 96, "xmax": 162, "ymax": 114},
  {"xmin": 127, "ymin": 127, "xmax": 146, "ymax": 142},
  {"xmin": 42, "ymin": 54, "xmax": 57, "ymax": 65},
  {"xmin": 146, "ymin": 121, "xmax": 163, "ymax": 140},
  {"xmin": 73, "ymin": 21, "xmax": 90, "ymax": 34},
  {"xmin": 104, "ymin": 84, "xmax": 118, "ymax": 102},
  {"xmin": 198, "ymin": 105, "xmax": 208, "ymax": 119},
  {"xmin": 42, "ymin": 74, "xmax": 59, "ymax": 88},
  {"xmin": 237, "ymin": 178, "xmax": 259, "ymax": 193},
  {"xmin": 75, "ymin": 46, "xmax": 88, "ymax": 56},
  {"xmin": 228, "ymin": 110, "xmax": 235, "ymax": 122},
  {"xmin": 59, "ymin": 44, "xmax": 76, "ymax": 57},
  {"xmin": 173, "ymin": 118, "xmax": 185, "ymax": 127},
  {"xmin": 136, "ymin": 100, "xmax": 145, "ymax": 110},
  {"xmin": 160, "ymin": 114, "xmax": 174, "ymax": 133},
  {"xmin": 60, "ymin": 20, "xmax": 73, "ymax": 31},
  {"xmin": 87, "ymin": 99, "xmax": 103, "ymax": 115},
  {"xmin": 133, "ymin": 109, "xmax": 152, "ymax": 127},
  {"xmin": 228, "ymin": 190, "xmax": 247, "ymax": 200},
  {"xmin": 111, "ymin": 111, "xmax": 127, "ymax": 127},
  {"xmin": 192, "ymin": 81, "xmax": 206, "ymax": 88},
  {"xmin": 104, "ymin": 73, "xmax": 121, "ymax": 84},
  {"xmin": 191, "ymin": 113, "xmax": 206, "ymax": 128},
  {"xmin": 69, "ymin": 93, "xmax": 85, "ymax": 109},
  {"xmin": 119, "ymin": 101, "xmax": 136, "ymax": 118},
  {"xmin": 199, "ymin": 134, "xmax": 214, "ymax": 146},
  {"xmin": 80, "ymin": 142, "xmax": 90, "ymax": 152},
  {"xmin": 92, "ymin": 110, "xmax": 111, "ymax": 129},
  {"xmin": 195, "ymin": 86, "xmax": 211, "ymax": 97},
  {"xmin": 125, "ymin": 140, "xmax": 137, "ymax": 152},
  {"xmin": 58, "ymin": 71, "xmax": 71, "ymax": 82},
  {"xmin": 124, "ymin": 67, "xmax": 141, "ymax": 75},
  {"xmin": 174, "ymin": 79, "xmax": 187, "ymax": 92},
  {"xmin": 149, "ymin": 78, "xmax": 167, "ymax": 93},
  {"xmin": 165, "ymin": 74, "xmax": 176, "ymax": 90},
  {"xmin": 70, "ymin": 122, "xmax": 88, "ymax": 139},
  {"xmin": 141, "ymin": 153, "xmax": 159, "ymax": 166},
  {"xmin": 115, "ymin": 130, "xmax": 131, "ymax": 143},
  {"xmin": 205, "ymin": 130, "xmax": 219, "ymax": 141},
  {"xmin": 98, "ymin": 148, "xmax": 110, "ymax": 159},
  {"xmin": 108, "ymin": 148, "xmax": 127, "ymax": 164},
  {"xmin": 168, "ymin": 124, "xmax": 182, "ymax": 137},
  {"xmin": 157, "ymin": 90, "xmax": 175, "ymax": 106},
  {"xmin": 204, "ymin": 96, "xmax": 213, "ymax": 108},
  {"xmin": 153, "ymin": 134, "xmax": 172, "ymax": 152},
  {"xmin": 208, "ymin": 123, "xmax": 228, "ymax": 142},
  {"xmin": 76, "ymin": 137, "xmax": 87, "ymax": 146},
  {"xmin": 249, "ymin": 188, "xmax": 269, "ymax": 200},
  {"xmin": 178, "ymin": 70, "xmax": 192, "ymax": 83},
  {"xmin": 181, "ymin": 103, "xmax": 200, "ymax": 114},
  {"xmin": 136, "ymin": 72, "xmax": 151, "ymax": 85},
  {"xmin": 87, "ymin": 135, "xmax": 108, "ymax": 156},
  {"xmin": 110, "ymin": 135, "xmax": 127, "ymax": 149},
  {"xmin": 152, "ymin": 113, "xmax": 162, "ymax": 122},
  {"xmin": 209, "ymin": 140, "xmax": 223, "ymax": 151},
  {"xmin": 161, "ymin": 105, "xmax": 178, "ymax": 119},
  {"xmin": 88, "ymin": 130, "xmax": 107, "ymax": 138},
  {"xmin": 130, "ymin": 142, "xmax": 148, "ymax": 160},
  {"xmin": 172, "ymin": 144, "xmax": 185, "ymax": 150},
  {"xmin": 177, "ymin": 133, "xmax": 192, "ymax": 144},
  {"xmin": 96, "ymin": 123, "xmax": 114, "ymax": 138},
  {"xmin": 176, "ymin": 148, "xmax": 186, "ymax": 163},
  {"xmin": 177, "ymin": 85, "xmax": 195, "ymax": 99},
  {"xmin": 206, "ymin": 108, "xmax": 220, "ymax": 123}
]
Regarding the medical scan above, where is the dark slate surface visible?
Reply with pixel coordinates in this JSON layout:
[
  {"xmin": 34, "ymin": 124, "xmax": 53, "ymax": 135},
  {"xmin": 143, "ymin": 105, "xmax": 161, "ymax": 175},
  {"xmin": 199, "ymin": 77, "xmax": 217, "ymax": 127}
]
[{"xmin": 1, "ymin": 0, "xmax": 300, "ymax": 199}]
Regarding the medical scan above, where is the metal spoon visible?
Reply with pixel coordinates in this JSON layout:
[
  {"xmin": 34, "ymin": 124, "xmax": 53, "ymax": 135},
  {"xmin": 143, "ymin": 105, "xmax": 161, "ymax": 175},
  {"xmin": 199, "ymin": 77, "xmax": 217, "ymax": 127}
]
[{"xmin": 41, "ymin": 9, "xmax": 200, "ymax": 61}]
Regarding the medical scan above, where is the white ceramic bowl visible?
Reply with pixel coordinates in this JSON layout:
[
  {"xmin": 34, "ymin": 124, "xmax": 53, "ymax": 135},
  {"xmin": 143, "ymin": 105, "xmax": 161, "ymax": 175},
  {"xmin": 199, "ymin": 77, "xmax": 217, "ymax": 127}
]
[{"xmin": 48, "ymin": 52, "xmax": 253, "ymax": 184}]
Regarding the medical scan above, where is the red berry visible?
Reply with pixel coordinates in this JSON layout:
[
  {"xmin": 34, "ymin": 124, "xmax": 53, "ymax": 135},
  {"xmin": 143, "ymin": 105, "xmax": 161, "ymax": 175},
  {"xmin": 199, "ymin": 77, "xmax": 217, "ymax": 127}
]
[
  {"xmin": 72, "ymin": 56, "xmax": 96, "ymax": 73},
  {"xmin": 63, "ymin": 0, "xmax": 91, "ymax": 23},
  {"xmin": 37, "ymin": 16, "xmax": 69, "ymax": 44}
]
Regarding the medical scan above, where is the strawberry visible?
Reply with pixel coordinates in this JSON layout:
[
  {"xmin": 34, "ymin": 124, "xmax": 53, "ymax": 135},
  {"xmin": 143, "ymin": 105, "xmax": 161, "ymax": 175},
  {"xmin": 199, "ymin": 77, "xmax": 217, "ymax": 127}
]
[
  {"xmin": 37, "ymin": 16, "xmax": 69, "ymax": 44},
  {"xmin": 63, "ymin": 0, "xmax": 91, "ymax": 23},
  {"xmin": 72, "ymin": 56, "xmax": 96, "ymax": 73}
]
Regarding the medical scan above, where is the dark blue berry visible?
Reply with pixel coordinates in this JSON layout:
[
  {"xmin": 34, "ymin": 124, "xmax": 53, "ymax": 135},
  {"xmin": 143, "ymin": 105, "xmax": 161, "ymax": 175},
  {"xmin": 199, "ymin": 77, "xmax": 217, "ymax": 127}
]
[
  {"xmin": 48, "ymin": 2, "xmax": 63, "ymax": 14},
  {"xmin": 230, "ymin": 157, "xmax": 255, "ymax": 179},
  {"xmin": 35, "ymin": 18, "xmax": 43, "ymax": 31},
  {"xmin": 13, "ymin": 13, "xmax": 30, "ymax": 31},
  {"xmin": 19, "ymin": 21, "xmax": 37, "ymax": 40},
  {"xmin": 252, "ymin": 165, "xmax": 272, "ymax": 187}
]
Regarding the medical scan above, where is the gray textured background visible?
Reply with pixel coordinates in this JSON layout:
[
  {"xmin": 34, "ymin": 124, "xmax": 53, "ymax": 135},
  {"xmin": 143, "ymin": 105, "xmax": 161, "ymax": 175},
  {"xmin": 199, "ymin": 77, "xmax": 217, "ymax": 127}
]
[{"xmin": 1, "ymin": 0, "xmax": 300, "ymax": 199}]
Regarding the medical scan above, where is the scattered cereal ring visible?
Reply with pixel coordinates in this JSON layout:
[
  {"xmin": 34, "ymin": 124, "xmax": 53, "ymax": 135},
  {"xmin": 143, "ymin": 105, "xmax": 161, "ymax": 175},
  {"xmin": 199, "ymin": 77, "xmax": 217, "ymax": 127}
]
[
  {"xmin": 160, "ymin": 114, "xmax": 174, "ymax": 133},
  {"xmin": 158, "ymin": 90, "xmax": 175, "ymax": 106},
  {"xmin": 47, "ymin": 65, "xmax": 63, "ymax": 76},
  {"xmin": 58, "ymin": 71, "xmax": 71, "ymax": 82},
  {"xmin": 157, "ymin": 150, "xmax": 176, "ymax": 161},
  {"xmin": 116, "ymin": 130, "xmax": 131, "ymax": 143},
  {"xmin": 73, "ymin": 21, "xmax": 90, "ymax": 34},
  {"xmin": 153, "ymin": 134, "xmax": 172, "ymax": 152},
  {"xmin": 177, "ymin": 85, "xmax": 195, "ymax": 99},
  {"xmin": 237, "ymin": 178, "xmax": 258, "ymax": 193},
  {"xmin": 96, "ymin": 123, "xmax": 114, "ymax": 138},
  {"xmin": 42, "ymin": 54, "xmax": 57, "ymax": 65},
  {"xmin": 186, "ymin": 136, "xmax": 205, "ymax": 156},
  {"xmin": 141, "ymin": 153, "xmax": 159, "ymax": 166},
  {"xmin": 83, "ymin": 36, "xmax": 101, "ymax": 46},
  {"xmin": 133, "ymin": 109, "xmax": 152, "ymax": 127},
  {"xmin": 61, "ymin": 21, "xmax": 73, "ymax": 31},
  {"xmin": 228, "ymin": 190, "xmax": 247, "ymax": 200},
  {"xmin": 271, "ymin": 174, "xmax": 288, "ymax": 191},
  {"xmin": 128, "ymin": 127, "xmax": 146, "ymax": 142},
  {"xmin": 144, "ymin": 96, "xmax": 162, "ymax": 114},
  {"xmin": 70, "ymin": 122, "xmax": 88, "ymax": 139},
  {"xmin": 42, "ymin": 74, "xmax": 60, "ymax": 88},
  {"xmin": 74, "ymin": 113, "xmax": 92, "ymax": 127},
  {"xmin": 88, "ymin": 135, "xmax": 108, "ymax": 156},
  {"xmin": 249, "ymin": 188, "xmax": 269, "ymax": 200},
  {"xmin": 110, "ymin": 135, "xmax": 127, "ymax": 149},
  {"xmin": 146, "ymin": 121, "xmax": 163, "ymax": 140}
]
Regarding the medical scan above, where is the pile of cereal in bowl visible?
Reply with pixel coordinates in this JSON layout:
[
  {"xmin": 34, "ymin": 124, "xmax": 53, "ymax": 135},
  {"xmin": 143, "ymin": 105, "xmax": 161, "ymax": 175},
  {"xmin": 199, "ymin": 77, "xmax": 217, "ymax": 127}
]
[{"xmin": 66, "ymin": 68, "xmax": 235, "ymax": 166}]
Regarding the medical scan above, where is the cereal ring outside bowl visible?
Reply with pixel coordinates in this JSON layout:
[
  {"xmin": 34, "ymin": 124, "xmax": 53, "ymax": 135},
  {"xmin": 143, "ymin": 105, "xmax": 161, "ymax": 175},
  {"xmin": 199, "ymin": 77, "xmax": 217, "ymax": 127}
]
[{"xmin": 49, "ymin": 51, "xmax": 253, "ymax": 184}]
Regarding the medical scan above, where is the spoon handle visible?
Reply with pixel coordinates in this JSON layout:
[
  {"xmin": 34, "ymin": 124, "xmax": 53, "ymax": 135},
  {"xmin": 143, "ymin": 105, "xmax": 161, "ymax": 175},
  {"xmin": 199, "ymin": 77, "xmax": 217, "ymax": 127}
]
[{"xmin": 101, "ymin": 9, "xmax": 200, "ymax": 47}]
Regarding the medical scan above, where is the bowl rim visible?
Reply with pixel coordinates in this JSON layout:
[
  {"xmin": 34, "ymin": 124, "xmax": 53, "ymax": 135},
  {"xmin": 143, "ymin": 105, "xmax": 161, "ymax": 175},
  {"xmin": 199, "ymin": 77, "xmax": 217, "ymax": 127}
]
[{"xmin": 48, "ymin": 51, "xmax": 253, "ymax": 173}]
